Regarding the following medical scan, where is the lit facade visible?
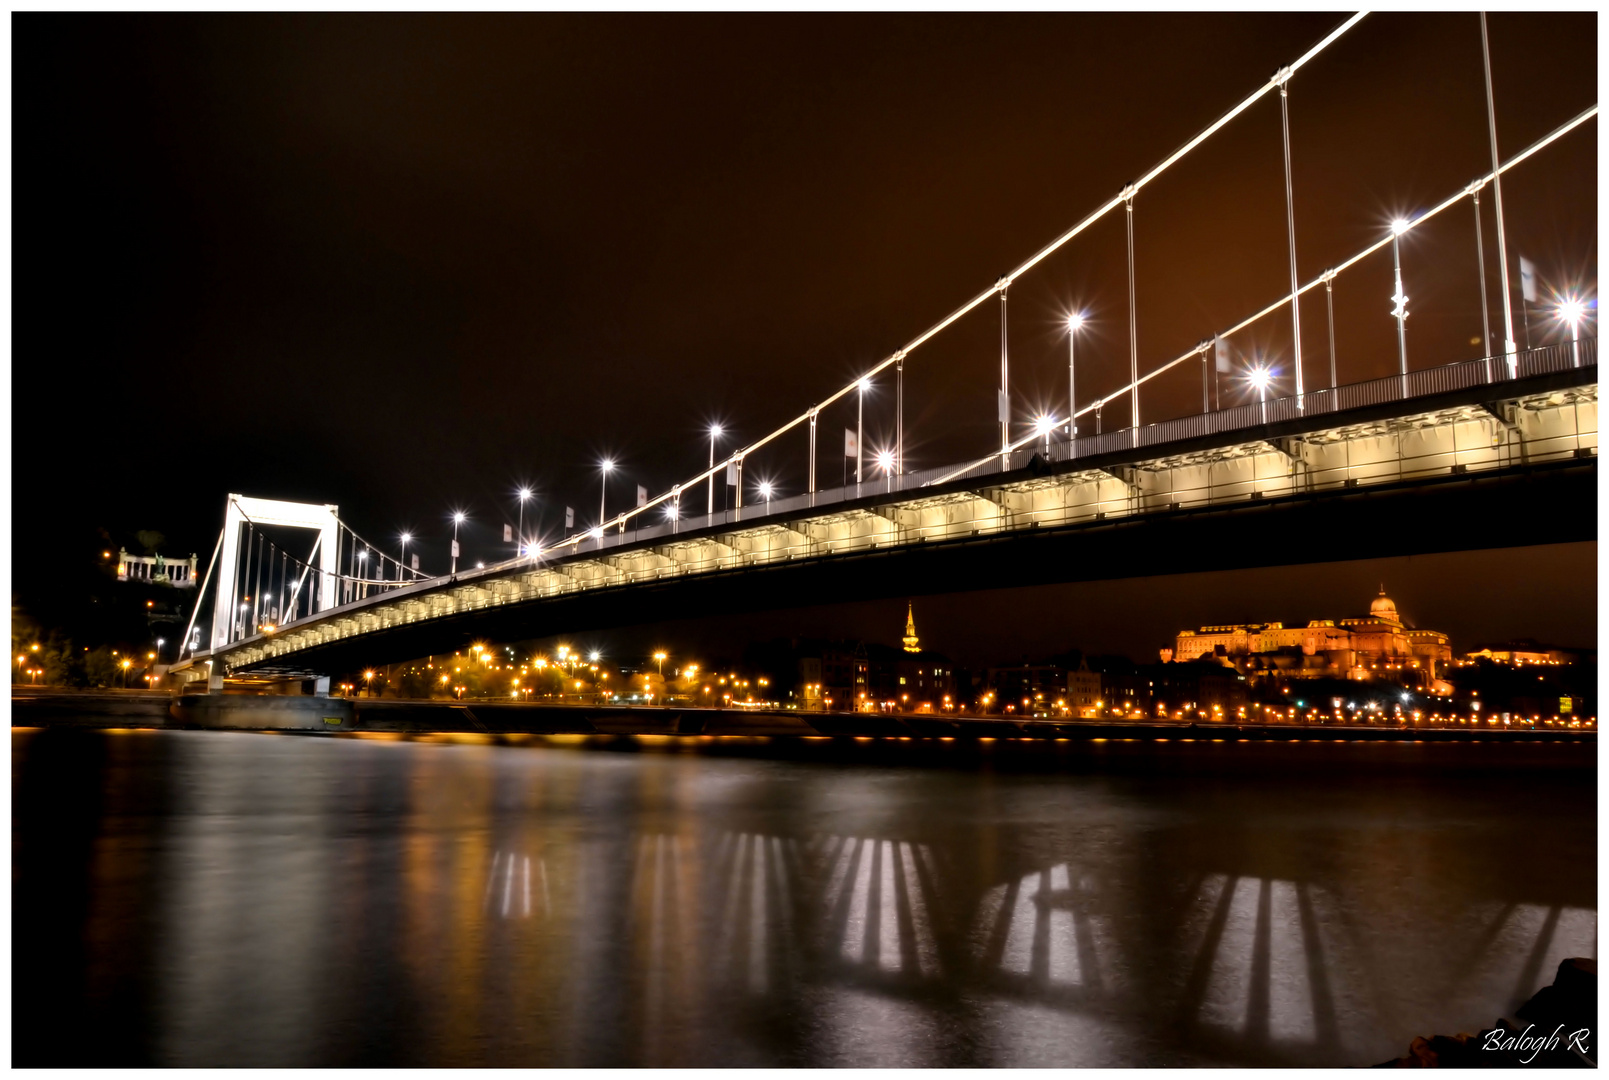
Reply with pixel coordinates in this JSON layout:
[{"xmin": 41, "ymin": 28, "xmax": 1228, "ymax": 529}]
[{"xmin": 1168, "ymin": 588, "xmax": 1452, "ymax": 688}]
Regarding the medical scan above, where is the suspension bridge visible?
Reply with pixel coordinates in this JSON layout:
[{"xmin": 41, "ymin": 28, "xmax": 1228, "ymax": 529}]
[{"xmin": 172, "ymin": 12, "xmax": 1597, "ymax": 691}]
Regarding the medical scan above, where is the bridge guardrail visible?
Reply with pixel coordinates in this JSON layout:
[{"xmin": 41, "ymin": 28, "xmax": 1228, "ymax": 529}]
[{"xmin": 589, "ymin": 341, "xmax": 1595, "ymax": 549}]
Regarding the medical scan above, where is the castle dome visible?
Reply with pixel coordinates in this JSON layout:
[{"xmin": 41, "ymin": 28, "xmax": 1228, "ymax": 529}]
[{"xmin": 1369, "ymin": 587, "xmax": 1398, "ymax": 621}]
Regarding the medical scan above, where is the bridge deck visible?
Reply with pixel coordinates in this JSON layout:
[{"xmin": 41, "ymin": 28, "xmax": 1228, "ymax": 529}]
[{"xmin": 203, "ymin": 345, "xmax": 1596, "ymax": 676}]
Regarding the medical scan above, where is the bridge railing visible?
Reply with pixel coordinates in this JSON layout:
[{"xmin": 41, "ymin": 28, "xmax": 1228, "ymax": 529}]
[
  {"xmin": 531, "ymin": 341, "xmax": 1596, "ymax": 559},
  {"xmin": 1053, "ymin": 339, "xmax": 1594, "ymax": 467}
]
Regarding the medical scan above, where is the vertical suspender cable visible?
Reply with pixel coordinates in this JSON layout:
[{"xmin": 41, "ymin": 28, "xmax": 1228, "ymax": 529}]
[
  {"xmin": 242, "ymin": 523, "xmax": 254, "ymax": 642},
  {"xmin": 1125, "ymin": 190, "xmax": 1139, "ymax": 441},
  {"xmin": 1279, "ymin": 74, "xmax": 1304, "ymax": 405},
  {"xmin": 1480, "ymin": 12, "xmax": 1517, "ymax": 376},
  {"xmin": 1325, "ymin": 273, "xmax": 1338, "ymax": 388},
  {"xmin": 999, "ymin": 284, "xmax": 1010, "ymax": 470},
  {"xmin": 808, "ymin": 408, "xmax": 817, "ymax": 503},
  {"xmin": 253, "ymin": 532, "xmax": 265, "ymax": 634},
  {"xmin": 896, "ymin": 356, "xmax": 904, "ymax": 478},
  {"xmin": 1472, "ymin": 187, "xmax": 1493, "ymax": 358}
]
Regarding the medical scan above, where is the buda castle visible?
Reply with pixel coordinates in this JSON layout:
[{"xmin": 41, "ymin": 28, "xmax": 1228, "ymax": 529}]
[{"xmin": 1165, "ymin": 588, "xmax": 1452, "ymax": 689}]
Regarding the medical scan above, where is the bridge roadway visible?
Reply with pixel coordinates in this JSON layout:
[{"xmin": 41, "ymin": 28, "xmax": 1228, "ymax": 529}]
[{"xmin": 203, "ymin": 344, "xmax": 1597, "ymax": 679}]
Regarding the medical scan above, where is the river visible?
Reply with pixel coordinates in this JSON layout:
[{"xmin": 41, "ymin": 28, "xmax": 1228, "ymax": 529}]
[{"xmin": 12, "ymin": 726, "xmax": 1596, "ymax": 1067}]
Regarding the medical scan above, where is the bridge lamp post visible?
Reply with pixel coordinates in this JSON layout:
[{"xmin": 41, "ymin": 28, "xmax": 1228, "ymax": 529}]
[
  {"xmin": 1249, "ymin": 365, "xmax": 1272, "ymax": 425},
  {"xmin": 1036, "ymin": 415, "xmax": 1057, "ymax": 459},
  {"xmin": 598, "ymin": 459, "xmax": 614, "ymax": 539},
  {"xmin": 1558, "ymin": 297, "xmax": 1589, "ymax": 368},
  {"xmin": 758, "ymin": 480, "xmax": 773, "ymax": 508},
  {"xmin": 707, "ymin": 425, "xmax": 722, "ymax": 517},
  {"xmin": 450, "ymin": 512, "xmax": 466, "ymax": 575},
  {"xmin": 399, "ymin": 533, "xmax": 411, "ymax": 583},
  {"xmin": 1390, "ymin": 218, "xmax": 1411, "ymax": 389},
  {"xmin": 1067, "ymin": 313, "xmax": 1084, "ymax": 441},
  {"xmin": 875, "ymin": 450, "xmax": 895, "ymax": 492},
  {"xmin": 516, "ymin": 488, "xmax": 532, "ymax": 550}
]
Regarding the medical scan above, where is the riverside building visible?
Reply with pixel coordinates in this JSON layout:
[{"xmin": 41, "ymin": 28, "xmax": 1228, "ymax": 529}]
[{"xmin": 1165, "ymin": 588, "xmax": 1453, "ymax": 690}]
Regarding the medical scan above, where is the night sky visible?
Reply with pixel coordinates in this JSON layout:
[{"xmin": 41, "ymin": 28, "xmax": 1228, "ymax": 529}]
[{"xmin": 13, "ymin": 12, "xmax": 1597, "ymax": 660}]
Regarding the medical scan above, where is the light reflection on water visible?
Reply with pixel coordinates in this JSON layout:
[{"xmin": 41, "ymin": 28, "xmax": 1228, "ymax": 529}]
[{"xmin": 11, "ymin": 727, "xmax": 1596, "ymax": 1067}]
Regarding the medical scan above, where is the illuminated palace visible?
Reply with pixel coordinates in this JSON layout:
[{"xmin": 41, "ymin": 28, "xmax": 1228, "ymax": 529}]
[{"xmin": 1166, "ymin": 588, "xmax": 1453, "ymax": 689}]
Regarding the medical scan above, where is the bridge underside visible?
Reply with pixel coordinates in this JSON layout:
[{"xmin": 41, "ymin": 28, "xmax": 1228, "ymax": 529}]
[{"xmin": 228, "ymin": 455, "xmax": 1594, "ymax": 676}]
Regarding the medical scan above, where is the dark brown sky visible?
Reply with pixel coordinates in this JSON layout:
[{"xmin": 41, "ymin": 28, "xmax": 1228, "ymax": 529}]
[{"xmin": 13, "ymin": 12, "xmax": 1597, "ymax": 654}]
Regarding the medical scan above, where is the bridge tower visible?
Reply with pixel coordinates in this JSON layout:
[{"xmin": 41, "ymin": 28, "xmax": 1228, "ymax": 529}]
[{"xmin": 210, "ymin": 495, "xmax": 341, "ymax": 660}]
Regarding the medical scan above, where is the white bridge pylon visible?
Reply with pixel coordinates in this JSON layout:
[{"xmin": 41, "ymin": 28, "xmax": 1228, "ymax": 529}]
[{"xmin": 212, "ymin": 494, "xmax": 340, "ymax": 651}]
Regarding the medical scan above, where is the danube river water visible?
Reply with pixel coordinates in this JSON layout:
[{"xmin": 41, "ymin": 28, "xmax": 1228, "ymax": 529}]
[{"xmin": 12, "ymin": 726, "xmax": 1596, "ymax": 1067}]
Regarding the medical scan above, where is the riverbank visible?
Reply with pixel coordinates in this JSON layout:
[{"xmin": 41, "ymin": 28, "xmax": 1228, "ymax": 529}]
[{"xmin": 10, "ymin": 688, "xmax": 1595, "ymax": 744}]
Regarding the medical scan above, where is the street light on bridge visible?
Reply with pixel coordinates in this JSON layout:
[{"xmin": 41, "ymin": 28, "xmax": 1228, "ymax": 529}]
[
  {"xmin": 450, "ymin": 511, "xmax": 466, "ymax": 575},
  {"xmin": 1390, "ymin": 217, "xmax": 1412, "ymax": 384},
  {"xmin": 1248, "ymin": 364, "xmax": 1273, "ymax": 424},
  {"xmin": 1036, "ymin": 414, "xmax": 1057, "ymax": 458},
  {"xmin": 399, "ymin": 533, "xmax": 412, "ymax": 582},
  {"xmin": 598, "ymin": 458, "xmax": 614, "ymax": 539},
  {"xmin": 516, "ymin": 487, "xmax": 533, "ymax": 551},
  {"xmin": 1557, "ymin": 296, "xmax": 1591, "ymax": 368},
  {"xmin": 875, "ymin": 449, "xmax": 894, "ymax": 492},
  {"xmin": 707, "ymin": 425, "xmax": 722, "ymax": 517}
]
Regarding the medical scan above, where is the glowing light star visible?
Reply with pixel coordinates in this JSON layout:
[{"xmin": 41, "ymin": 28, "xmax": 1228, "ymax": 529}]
[
  {"xmin": 1559, "ymin": 298, "xmax": 1588, "ymax": 325},
  {"xmin": 1391, "ymin": 217, "xmax": 1411, "ymax": 236},
  {"xmin": 1068, "ymin": 312, "xmax": 1085, "ymax": 331},
  {"xmin": 858, "ymin": 378, "xmax": 871, "ymax": 392}
]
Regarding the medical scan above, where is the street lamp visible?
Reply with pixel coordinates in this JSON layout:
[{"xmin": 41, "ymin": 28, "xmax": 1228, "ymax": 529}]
[
  {"xmin": 758, "ymin": 480, "xmax": 773, "ymax": 507},
  {"xmin": 516, "ymin": 487, "xmax": 532, "ymax": 551},
  {"xmin": 1067, "ymin": 312, "xmax": 1084, "ymax": 440},
  {"xmin": 1036, "ymin": 414, "xmax": 1056, "ymax": 458},
  {"xmin": 1390, "ymin": 217, "xmax": 1411, "ymax": 387},
  {"xmin": 399, "ymin": 533, "xmax": 412, "ymax": 582},
  {"xmin": 654, "ymin": 651, "xmax": 667, "ymax": 675},
  {"xmin": 450, "ymin": 511, "xmax": 466, "ymax": 575},
  {"xmin": 875, "ymin": 449, "xmax": 894, "ymax": 492},
  {"xmin": 598, "ymin": 458, "xmax": 613, "ymax": 537},
  {"xmin": 707, "ymin": 424, "xmax": 722, "ymax": 516},
  {"xmin": 1557, "ymin": 296, "xmax": 1589, "ymax": 368},
  {"xmin": 1248, "ymin": 364, "xmax": 1273, "ymax": 424}
]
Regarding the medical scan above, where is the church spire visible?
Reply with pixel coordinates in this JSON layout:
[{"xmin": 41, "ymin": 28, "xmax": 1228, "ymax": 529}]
[{"xmin": 902, "ymin": 603, "xmax": 921, "ymax": 653}]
